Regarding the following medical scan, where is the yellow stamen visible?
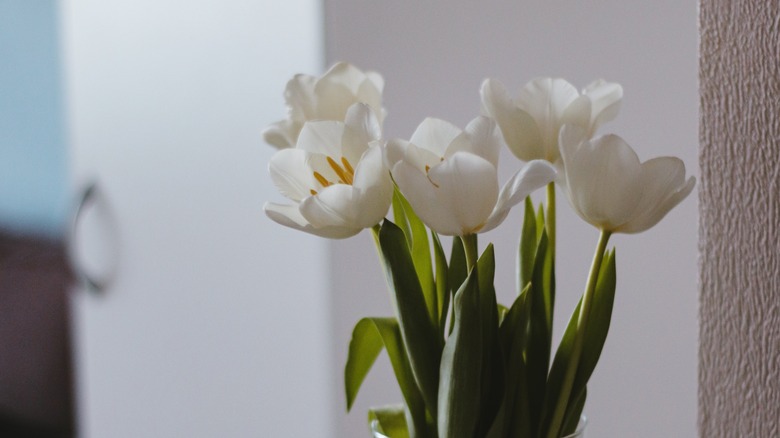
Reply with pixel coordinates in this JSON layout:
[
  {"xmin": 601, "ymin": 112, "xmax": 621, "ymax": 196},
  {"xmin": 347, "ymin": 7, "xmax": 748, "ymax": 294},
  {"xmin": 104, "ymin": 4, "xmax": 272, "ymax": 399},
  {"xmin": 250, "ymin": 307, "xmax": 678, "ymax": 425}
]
[
  {"xmin": 310, "ymin": 189, "xmax": 318, "ymax": 196},
  {"xmin": 341, "ymin": 157, "xmax": 354, "ymax": 175},
  {"xmin": 313, "ymin": 171, "xmax": 330, "ymax": 187},
  {"xmin": 327, "ymin": 156, "xmax": 354, "ymax": 185},
  {"xmin": 425, "ymin": 165, "xmax": 431, "ymax": 173}
]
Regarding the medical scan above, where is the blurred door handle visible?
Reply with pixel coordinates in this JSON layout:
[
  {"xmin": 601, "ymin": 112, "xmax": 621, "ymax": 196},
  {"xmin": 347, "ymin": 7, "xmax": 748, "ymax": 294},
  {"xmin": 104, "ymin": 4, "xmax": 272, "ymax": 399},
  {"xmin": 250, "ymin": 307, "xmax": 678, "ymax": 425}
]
[{"xmin": 68, "ymin": 180, "xmax": 119, "ymax": 294}]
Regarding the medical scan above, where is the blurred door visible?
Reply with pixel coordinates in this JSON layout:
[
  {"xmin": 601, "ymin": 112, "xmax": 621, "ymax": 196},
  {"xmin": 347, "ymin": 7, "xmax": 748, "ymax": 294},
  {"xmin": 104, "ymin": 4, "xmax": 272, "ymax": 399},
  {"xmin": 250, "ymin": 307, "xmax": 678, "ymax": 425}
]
[{"xmin": 61, "ymin": 1, "xmax": 332, "ymax": 437}]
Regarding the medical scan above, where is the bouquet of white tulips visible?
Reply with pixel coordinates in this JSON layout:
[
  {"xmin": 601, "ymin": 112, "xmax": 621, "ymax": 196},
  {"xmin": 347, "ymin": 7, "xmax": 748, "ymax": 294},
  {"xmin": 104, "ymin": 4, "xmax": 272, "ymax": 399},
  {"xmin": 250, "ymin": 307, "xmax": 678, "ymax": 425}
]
[{"xmin": 263, "ymin": 63, "xmax": 695, "ymax": 438}]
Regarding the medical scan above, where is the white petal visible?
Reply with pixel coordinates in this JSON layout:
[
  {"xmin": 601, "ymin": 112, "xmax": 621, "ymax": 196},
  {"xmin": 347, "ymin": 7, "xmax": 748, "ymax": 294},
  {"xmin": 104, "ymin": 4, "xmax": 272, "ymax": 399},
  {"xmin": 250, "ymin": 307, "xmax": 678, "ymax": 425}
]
[
  {"xmin": 464, "ymin": 116, "xmax": 501, "ymax": 168},
  {"xmin": 284, "ymin": 74, "xmax": 316, "ymax": 120},
  {"xmin": 342, "ymin": 103, "xmax": 380, "ymax": 164},
  {"xmin": 366, "ymin": 71, "xmax": 385, "ymax": 93},
  {"xmin": 384, "ymin": 139, "xmax": 409, "ymax": 169},
  {"xmin": 299, "ymin": 184, "xmax": 357, "ymax": 228},
  {"xmin": 616, "ymin": 157, "xmax": 695, "ymax": 233},
  {"xmin": 517, "ymin": 78, "xmax": 580, "ymax": 157},
  {"xmin": 297, "ymin": 121, "xmax": 345, "ymax": 158},
  {"xmin": 426, "ymin": 153, "xmax": 499, "ymax": 235},
  {"xmin": 262, "ymin": 120, "xmax": 295, "ymax": 149},
  {"xmin": 560, "ymin": 95, "xmax": 592, "ymax": 134},
  {"xmin": 319, "ymin": 62, "xmax": 365, "ymax": 93},
  {"xmin": 481, "ymin": 79, "xmax": 543, "ymax": 161},
  {"xmin": 583, "ymin": 80, "xmax": 623, "ymax": 131},
  {"xmin": 351, "ymin": 146, "xmax": 394, "ymax": 227},
  {"xmin": 409, "ymin": 118, "xmax": 469, "ymax": 158},
  {"xmin": 564, "ymin": 134, "xmax": 643, "ymax": 229},
  {"xmin": 392, "ymin": 161, "xmax": 464, "ymax": 236},
  {"xmin": 264, "ymin": 202, "xmax": 360, "ymax": 239},
  {"xmin": 356, "ymin": 79, "xmax": 384, "ymax": 117},
  {"xmin": 352, "ymin": 145, "xmax": 392, "ymax": 193},
  {"xmin": 483, "ymin": 160, "xmax": 557, "ymax": 232},
  {"xmin": 268, "ymin": 149, "xmax": 317, "ymax": 201}
]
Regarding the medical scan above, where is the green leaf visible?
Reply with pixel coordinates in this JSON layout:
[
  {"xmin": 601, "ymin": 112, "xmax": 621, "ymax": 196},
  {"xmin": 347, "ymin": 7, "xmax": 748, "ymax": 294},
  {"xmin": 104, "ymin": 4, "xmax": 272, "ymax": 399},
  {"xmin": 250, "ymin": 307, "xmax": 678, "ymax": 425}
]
[
  {"xmin": 541, "ymin": 249, "xmax": 616, "ymax": 437},
  {"xmin": 344, "ymin": 318, "xmax": 429, "ymax": 436},
  {"xmin": 560, "ymin": 388, "xmax": 587, "ymax": 437},
  {"xmin": 539, "ymin": 297, "xmax": 581, "ymax": 437},
  {"xmin": 497, "ymin": 303, "xmax": 509, "ymax": 326},
  {"xmin": 437, "ymin": 268, "xmax": 482, "ymax": 438},
  {"xmin": 535, "ymin": 202, "xmax": 546, "ymax": 243},
  {"xmin": 369, "ymin": 404, "xmax": 410, "ymax": 438},
  {"xmin": 345, "ymin": 318, "xmax": 386, "ymax": 411},
  {"xmin": 432, "ymin": 232, "xmax": 450, "ymax": 336},
  {"xmin": 573, "ymin": 249, "xmax": 616, "ymax": 390},
  {"xmin": 525, "ymin": 231, "xmax": 553, "ymax": 435},
  {"xmin": 392, "ymin": 190, "xmax": 437, "ymax": 330},
  {"xmin": 449, "ymin": 236, "xmax": 467, "ymax": 296},
  {"xmin": 497, "ymin": 284, "xmax": 532, "ymax": 438},
  {"xmin": 379, "ymin": 220, "xmax": 442, "ymax": 415},
  {"xmin": 448, "ymin": 236, "xmax": 467, "ymax": 335},
  {"xmin": 474, "ymin": 245, "xmax": 504, "ymax": 438},
  {"xmin": 519, "ymin": 197, "xmax": 538, "ymax": 293},
  {"xmin": 392, "ymin": 189, "xmax": 413, "ymax": 247}
]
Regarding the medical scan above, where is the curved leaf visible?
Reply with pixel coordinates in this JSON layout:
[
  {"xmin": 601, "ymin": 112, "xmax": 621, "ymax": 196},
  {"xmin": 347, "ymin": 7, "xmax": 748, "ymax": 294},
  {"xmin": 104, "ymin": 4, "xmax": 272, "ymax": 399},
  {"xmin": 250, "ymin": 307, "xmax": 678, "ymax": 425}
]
[
  {"xmin": 379, "ymin": 220, "xmax": 442, "ymax": 415},
  {"xmin": 393, "ymin": 189, "xmax": 437, "ymax": 329},
  {"xmin": 344, "ymin": 317, "xmax": 429, "ymax": 436},
  {"xmin": 369, "ymin": 404, "xmax": 410, "ymax": 438},
  {"xmin": 437, "ymin": 269, "xmax": 481, "ymax": 438}
]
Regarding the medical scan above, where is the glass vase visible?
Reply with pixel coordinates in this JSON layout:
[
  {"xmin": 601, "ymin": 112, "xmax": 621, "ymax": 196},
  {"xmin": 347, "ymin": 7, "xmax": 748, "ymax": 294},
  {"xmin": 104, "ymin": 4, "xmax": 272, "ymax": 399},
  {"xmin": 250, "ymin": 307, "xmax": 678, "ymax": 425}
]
[{"xmin": 370, "ymin": 415, "xmax": 587, "ymax": 438}]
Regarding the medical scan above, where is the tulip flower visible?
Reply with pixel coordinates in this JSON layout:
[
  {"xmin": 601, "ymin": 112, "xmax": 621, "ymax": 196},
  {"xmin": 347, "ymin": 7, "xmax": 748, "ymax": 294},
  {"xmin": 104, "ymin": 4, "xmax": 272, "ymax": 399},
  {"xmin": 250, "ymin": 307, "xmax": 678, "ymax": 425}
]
[
  {"xmin": 481, "ymin": 77, "xmax": 623, "ymax": 164},
  {"xmin": 264, "ymin": 104, "xmax": 393, "ymax": 238},
  {"xmin": 263, "ymin": 62, "xmax": 386, "ymax": 149},
  {"xmin": 387, "ymin": 116, "xmax": 556, "ymax": 236},
  {"xmin": 557, "ymin": 125, "xmax": 696, "ymax": 234}
]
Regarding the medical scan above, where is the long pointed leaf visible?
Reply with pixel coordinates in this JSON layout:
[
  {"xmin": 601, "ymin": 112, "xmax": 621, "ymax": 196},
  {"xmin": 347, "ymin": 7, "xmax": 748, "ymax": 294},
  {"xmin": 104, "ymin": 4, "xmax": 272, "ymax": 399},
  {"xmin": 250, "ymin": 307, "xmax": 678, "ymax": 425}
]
[
  {"xmin": 560, "ymin": 388, "xmax": 587, "ymax": 436},
  {"xmin": 448, "ymin": 236, "xmax": 467, "ymax": 335},
  {"xmin": 379, "ymin": 220, "xmax": 441, "ymax": 415},
  {"xmin": 437, "ymin": 269, "xmax": 482, "ymax": 438},
  {"xmin": 573, "ymin": 249, "xmax": 616, "ymax": 389},
  {"xmin": 432, "ymin": 232, "xmax": 450, "ymax": 337},
  {"xmin": 498, "ymin": 284, "xmax": 532, "ymax": 438},
  {"xmin": 541, "ymin": 249, "xmax": 616, "ymax": 437},
  {"xmin": 519, "ymin": 197, "xmax": 538, "ymax": 293},
  {"xmin": 475, "ymin": 245, "xmax": 504, "ymax": 437},
  {"xmin": 393, "ymin": 190, "xmax": 437, "ymax": 329},
  {"xmin": 526, "ymin": 231, "xmax": 553, "ymax": 434}
]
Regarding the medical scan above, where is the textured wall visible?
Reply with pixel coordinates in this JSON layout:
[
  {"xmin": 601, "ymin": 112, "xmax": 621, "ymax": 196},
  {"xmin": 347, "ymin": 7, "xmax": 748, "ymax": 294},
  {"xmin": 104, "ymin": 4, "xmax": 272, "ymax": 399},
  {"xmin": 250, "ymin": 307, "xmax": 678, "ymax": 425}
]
[{"xmin": 699, "ymin": 1, "xmax": 780, "ymax": 436}]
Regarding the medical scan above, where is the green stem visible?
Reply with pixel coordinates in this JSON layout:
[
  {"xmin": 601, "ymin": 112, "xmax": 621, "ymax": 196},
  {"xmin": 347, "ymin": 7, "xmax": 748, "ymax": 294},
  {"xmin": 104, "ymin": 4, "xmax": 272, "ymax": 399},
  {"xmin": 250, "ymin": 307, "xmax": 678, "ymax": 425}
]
[
  {"xmin": 546, "ymin": 182, "xmax": 556, "ymax": 257},
  {"xmin": 545, "ymin": 229, "xmax": 611, "ymax": 438},
  {"xmin": 461, "ymin": 234, "xmax": 478, "ymax": 272}
]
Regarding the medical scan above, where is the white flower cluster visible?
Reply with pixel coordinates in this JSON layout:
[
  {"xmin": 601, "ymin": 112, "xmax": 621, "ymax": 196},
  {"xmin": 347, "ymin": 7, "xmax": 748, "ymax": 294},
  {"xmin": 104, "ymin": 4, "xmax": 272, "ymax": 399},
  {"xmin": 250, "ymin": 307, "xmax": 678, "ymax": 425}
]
[{"xmin": 263, "ymin": 63, "xmax": 694, "ymax": 238}]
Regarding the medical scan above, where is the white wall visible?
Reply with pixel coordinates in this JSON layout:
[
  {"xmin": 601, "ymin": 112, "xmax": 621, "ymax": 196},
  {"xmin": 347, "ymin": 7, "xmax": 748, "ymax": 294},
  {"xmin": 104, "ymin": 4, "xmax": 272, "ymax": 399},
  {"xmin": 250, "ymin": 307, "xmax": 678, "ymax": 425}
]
[
  {"xmin": 325, "ymin": 1, "xmax": 699, "ymax": 437},
  {"xmin": 62, "ymin": 1, "xmax": 332, "ymax": 436}
]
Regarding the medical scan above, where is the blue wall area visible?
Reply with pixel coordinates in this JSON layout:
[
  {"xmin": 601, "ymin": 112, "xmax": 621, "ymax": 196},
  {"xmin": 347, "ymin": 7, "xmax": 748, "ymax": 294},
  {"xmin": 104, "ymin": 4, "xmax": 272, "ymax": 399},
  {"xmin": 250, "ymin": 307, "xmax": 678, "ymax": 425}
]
[{"xmin": 0, "ymin": 0, "xmax": 68, "ymax": 237}]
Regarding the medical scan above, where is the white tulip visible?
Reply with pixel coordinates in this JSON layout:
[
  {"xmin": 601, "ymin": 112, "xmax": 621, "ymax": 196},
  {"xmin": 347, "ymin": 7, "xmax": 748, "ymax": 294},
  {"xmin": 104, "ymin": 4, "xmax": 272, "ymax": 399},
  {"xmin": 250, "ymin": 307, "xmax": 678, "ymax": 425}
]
[
  {"xmin": 387, "ymin": 117, "xmax": 556, "ymax": 236},
  {"xmin": 264, "ymin": 104, "xmax": 393, "ymax": 238},
  {"xmin": 263, "ymin": 62, "xmax": 386, "ymax": 149},
  {"xmin": 558, "ymin": 126, "xmax": 696, "ymax": 234},
  {"xmin": 481, "ymin": 77, "xmax": 623, "ymax": 164}
]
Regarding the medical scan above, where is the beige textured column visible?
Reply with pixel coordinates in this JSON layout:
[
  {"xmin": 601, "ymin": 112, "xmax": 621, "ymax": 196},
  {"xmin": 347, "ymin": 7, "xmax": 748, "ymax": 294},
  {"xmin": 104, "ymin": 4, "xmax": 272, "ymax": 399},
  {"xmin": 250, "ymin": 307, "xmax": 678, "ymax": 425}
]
[{"xmin": 699, "ymin": 1, "xmax": 780, "ymax": 436}]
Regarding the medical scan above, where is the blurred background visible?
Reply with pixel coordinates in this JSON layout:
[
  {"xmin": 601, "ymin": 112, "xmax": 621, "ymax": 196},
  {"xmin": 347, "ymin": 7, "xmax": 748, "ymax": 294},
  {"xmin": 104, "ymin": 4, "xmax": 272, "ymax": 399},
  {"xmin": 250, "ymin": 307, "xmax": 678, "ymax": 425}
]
[{"xmin": 0, "ymin": 0, "xmax": 698, "ymax": 437}]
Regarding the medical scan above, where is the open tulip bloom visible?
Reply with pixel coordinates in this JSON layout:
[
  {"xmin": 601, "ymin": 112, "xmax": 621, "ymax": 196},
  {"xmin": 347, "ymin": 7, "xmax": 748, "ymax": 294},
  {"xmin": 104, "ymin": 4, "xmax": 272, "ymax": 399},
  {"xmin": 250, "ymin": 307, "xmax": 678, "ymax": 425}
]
[
  {"xmin": 263, "ymin": 65, "xmax": 695, "ymax": 438},
  {"xmin": 263, "ymin": 62, "xmax": 386, "ymax": 149}
]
